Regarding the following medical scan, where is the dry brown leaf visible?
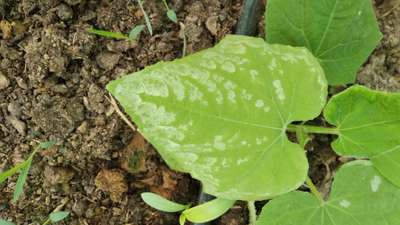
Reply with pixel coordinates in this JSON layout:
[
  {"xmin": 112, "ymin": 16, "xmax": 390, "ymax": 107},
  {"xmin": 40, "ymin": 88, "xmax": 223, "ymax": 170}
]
[
  {"xmin": 95, "ymin": 169, "xmax": 128, "ymax": 202},
  {"xmin": 0, "ymin": 20, "xmax": 13, "ymax": 39}
]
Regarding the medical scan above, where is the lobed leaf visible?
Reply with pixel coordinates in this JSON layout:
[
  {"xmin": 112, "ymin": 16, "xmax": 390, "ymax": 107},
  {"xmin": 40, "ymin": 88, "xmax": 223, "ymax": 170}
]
[
  {"xmin": 265, "ymin": 0, "xmax": 382, "ymax": 85},
  {"xmin": 107, "ymin": 35, "xmax": 327, "ymax": 200},
  {"xmin": 324, "ymin": 85, "xmax": 400, "ymax": 187},
  {"xmin": 182, "ymin": 198, "xmax": 235, "ymax": 223},
  {"xmin": 257, "ymin": 160, "xmax": 400, "ymax": 225},
  {"xmin": 141, "ymin": 192, "xmax": 189, "ymax": 212}
]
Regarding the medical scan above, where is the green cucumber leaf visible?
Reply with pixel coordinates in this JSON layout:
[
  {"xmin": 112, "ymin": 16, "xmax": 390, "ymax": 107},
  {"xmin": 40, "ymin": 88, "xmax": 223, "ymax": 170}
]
[
  {"xmin": 0, "ymin": 220, "xmax": 15, "ymax": 225},
  {"xmin": 107, "ymin": 35, "xmax": 327, "ymax": 200},
  {"xmin": 257, "ymin": 160, "xmax": 400, "ymax": 225},
  {"xmin": 141, "ymin": 192, "xmax": 189, "ymax": 212},
  {"xmin": 265, "ymin": 0, "xmax": 382, "ymax": 85},
  {"xmin": 324, "ymin": 85, "xmax": 400, "ymax": 187},
  {"xmin": 12, "ymin": 158, "xmax": 32, "ymax": 203},
  {"xmin": 49, "ymin": 211, "xmax": 70, "ymax": 222},
  {"xmin": 182, "ymin": 198, "xmax": 235, "ymax": 223}
]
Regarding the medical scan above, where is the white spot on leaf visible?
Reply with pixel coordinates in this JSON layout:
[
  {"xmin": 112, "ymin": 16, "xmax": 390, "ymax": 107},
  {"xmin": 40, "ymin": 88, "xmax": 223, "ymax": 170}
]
[
  {"xmin": 255, "ymin": 99, "xmax": 264, "ymax": 108},
  {"xmin": 214, "ymin": 136, "xmax": 226, "ymax": 150},
  {"xmin": 340, "ymin": 200, "xmax": 351, "ymax": 208},
  {"xmin": 222, "ymin": 62, "xmax": 236, "ymax": 73},
  {"xmin": 272, "ymin": 80, "xmax": 285, "ymax": 101},
  {"xmin": 370, "ymin": 176, "xmax": 382, "ymax": 192}
]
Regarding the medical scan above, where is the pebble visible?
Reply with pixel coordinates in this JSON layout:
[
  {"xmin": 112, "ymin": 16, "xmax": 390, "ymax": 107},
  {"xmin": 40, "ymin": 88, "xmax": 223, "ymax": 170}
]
[
  {"xmin": 7, "ymin": 102, "xmax": 22, "ymax": 117},
  {"xmin": 56, "ymin": 4, "xmax": 74, "ymax": 21},
  {"xmin": 96, "ymin": 52, "xmax": 121, "ymax": 70},
  {"xmin": 0, "ymin": 72, "xmax": 10, "ymax": 90},
  {"xmin": 64, "ymin": 0, "xmax": 83, "ymax": 6},
  {"xmin": 15, "ymin": 77, "xmax": 28, "ymax": 89},
  {"xmin": 7, "ymin": 115, "xmax": 26, "ymax": 136}
]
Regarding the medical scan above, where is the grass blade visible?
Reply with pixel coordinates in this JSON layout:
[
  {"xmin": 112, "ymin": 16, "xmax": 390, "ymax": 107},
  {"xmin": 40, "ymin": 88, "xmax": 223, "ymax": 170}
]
[
  {"xmin": 0, "ymin": 220, "xmax": 15, "ymax": 225},
  {"xmin": 49, "ymin": 211, "xmax": 70, "ymax": 222},
  {"xmin": 12, "ymin": 158, "xmax": 32, "ymax": 203},
  {"xmin": 0, "ymin": 161, "xmax": 28, "ymax": 184},
  {"xmin": 87, "ymin": 28, "xmax": 128, "ymax": 39},
  {"xmin": 137, "ymin": 0, "xmax": 153, "ymax": 35}
]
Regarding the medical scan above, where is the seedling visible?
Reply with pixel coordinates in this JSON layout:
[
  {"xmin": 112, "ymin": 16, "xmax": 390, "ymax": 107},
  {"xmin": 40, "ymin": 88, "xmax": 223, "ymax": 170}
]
[
  {"xmin": 0, "ymin": 140, "xmax": 56, "ymax": 203},
  {"xmin": 87, "ymin": 25, "xmax": 145, "ymax": 40},
  {"xmin": 161, "ymin": 0, "xmax": 178, "ymax": 23},
  {"xmin": 0, "ymin": 211, "xmax": 69, "ymax": 225},
  {"xmin": 141, "ymin": 192, "xmax": 234, "ymax": 225},
  {"xmin": 107, "ymin": 0, "xmax": 400, "ymax": 224}
]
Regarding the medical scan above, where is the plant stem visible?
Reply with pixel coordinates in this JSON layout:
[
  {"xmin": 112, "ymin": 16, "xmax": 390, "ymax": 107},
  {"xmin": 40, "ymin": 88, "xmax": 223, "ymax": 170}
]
[
  {"xmin": 286, "ymin": 124, "xmax": 339, "ymax": 135},
  {"xmin": 306, "ymin": 177, "xmax": 324, "ymax": 205},
  {"xmin": 162, "ymin": 0, "xmax": 170, "ymax": 10},
  {"xmin": 247, "ymin": 201, "xmax": 257, "ymax": 225},
  {"xmin": 41, "ymin": 219, "xmax": 50, "ymax": 225}
]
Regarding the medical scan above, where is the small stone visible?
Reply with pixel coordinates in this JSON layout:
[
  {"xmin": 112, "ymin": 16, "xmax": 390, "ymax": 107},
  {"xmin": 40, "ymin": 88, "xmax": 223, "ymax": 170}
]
[
  {"xmin": 96, "ymin": 52, "xmax": 120, "ymax": 70},
  {"xmin": 56, "ymin": 4, "xmax": 74, "ymax": 21},
  {"xmin": 7, "ymin": 102, "xmax": 22, "ymax": 117},
  {"xmin": 64, "ymin": 0, "xmax": 83, "ymax": 6},
  {"xmin": 7, "ymin": 115, "xmax": 26, "ymax": 136},
  {"xmin": 106, "ymin": 40, "xmax": 138, "ymax": 52},
  {"xmin": 15, "ymin": 77, "xmax": 28, "ymax": 89},
  {"xmin": 206, "ymin": 16, "xmax": 219, "ymax": 36},
  {"xmin": 77, "ymin": 121, "xmax": 88, "ymax": 134},
  {"xmin": 0, "ymin": 72, "xmax": 10, "ymax": 90}
]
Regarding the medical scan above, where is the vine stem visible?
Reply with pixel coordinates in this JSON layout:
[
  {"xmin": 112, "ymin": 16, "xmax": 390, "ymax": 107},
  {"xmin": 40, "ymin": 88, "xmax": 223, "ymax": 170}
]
[
  {"xmin": 286, "ymin": 124, "xmax": 339, "ymax": 135},
  {"xmin": 247, "ymin": 201, "xmax": 257, "ymax": 225},
  {"xmin": 306, "ymin": 177, "xmax": 324, "ymax": 205}
]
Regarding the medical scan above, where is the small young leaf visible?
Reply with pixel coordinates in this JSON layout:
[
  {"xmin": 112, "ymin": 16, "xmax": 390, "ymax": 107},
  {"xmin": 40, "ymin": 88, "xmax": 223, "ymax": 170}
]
[
  {"xmin": 324, "ymin": 85, "xmax": 400, "ymax": 187},
  {"xmin": 182, "ymin": 198, "xmax": 235, "ymax": 223},
  {"xmin": 265, "ymin": 0, "xmax": 382, "ymax": 85},
  {"xmin": 141, "ymin": 192, "xmax": 189, "ymax": 212},
  {"xmin": 179, "ymin": 214, "xmax": 186, "ymax": 225},
  {"xmin": 39, "ymin": 140, "xmax": 56, "ymax": 149},
  {"xmin": 86, "ymin": 28, "xmax": 128, "ymax": 39},
  {"xmin": 107, "ymin": 35, "xmax": 327, "ymax": 200},
  {"xmin": 167, "ymin": 10, "xmax": 178, "ymax": 23},
  {"xmin": 129, "ymin": 25, "xmax": 145, "ymax": 40},
  {"xmin": 12, "ymin": 158, "xmax": 32, "ymax": 203},
  {"xmin": 49, "ymin": 211, "xmax": 70, "ymax": 222},
  {"xmin": 256, "ymin": 161, "xmax": 400, "ymax": 225},
  {"xmin": 0, "ymin": 220, "xmax": 16, "ymax": 225}
]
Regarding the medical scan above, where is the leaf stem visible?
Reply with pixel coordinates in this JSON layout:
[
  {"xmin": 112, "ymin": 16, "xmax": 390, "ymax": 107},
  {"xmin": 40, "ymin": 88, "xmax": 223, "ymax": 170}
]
[
  {"xmin": 247, "ymin": 201, "xmax": 257, "ymax": 225},
  {"xmin": 306, "ymin": 177, "xmax": 324, "ymax": 205},
  {"xmin": 287, "ymin": 124, "xmax": 339, "ymax": 135}
]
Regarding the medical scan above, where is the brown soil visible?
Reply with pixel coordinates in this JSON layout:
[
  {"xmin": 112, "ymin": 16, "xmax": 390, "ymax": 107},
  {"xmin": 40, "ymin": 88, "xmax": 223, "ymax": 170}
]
[{"xmin": 0, "ymin": 0, "xmax": 398, "ymax": 225}]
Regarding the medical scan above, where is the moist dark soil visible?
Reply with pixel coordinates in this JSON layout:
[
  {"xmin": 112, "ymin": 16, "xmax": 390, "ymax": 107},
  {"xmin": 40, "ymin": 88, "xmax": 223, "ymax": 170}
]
[{"xmin": 0, "ymin": 0, "xmax": 398, "ymax": 224}]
